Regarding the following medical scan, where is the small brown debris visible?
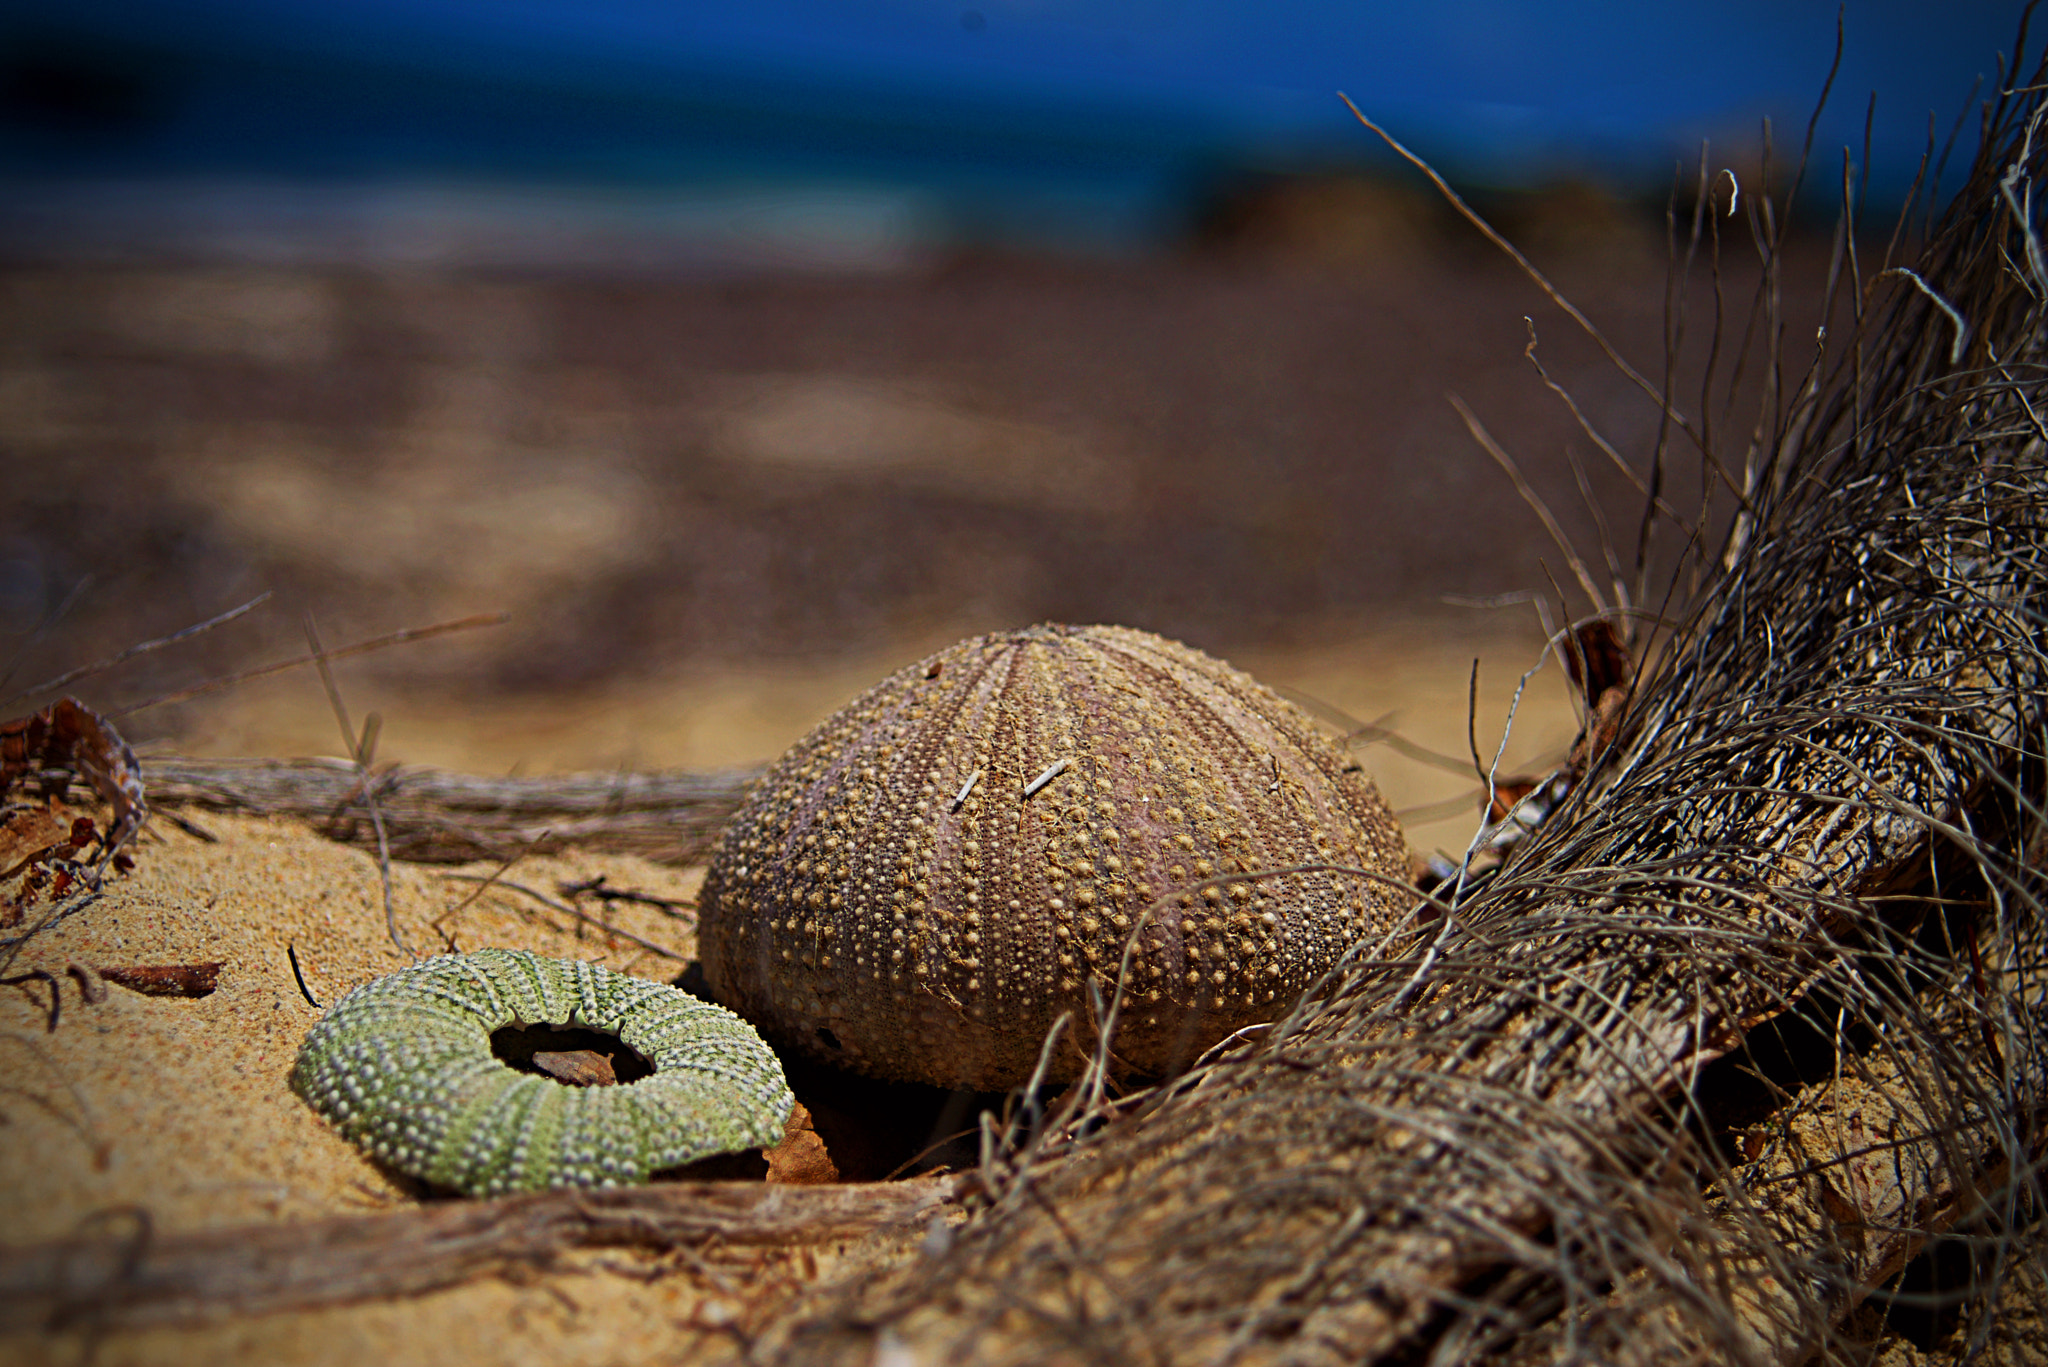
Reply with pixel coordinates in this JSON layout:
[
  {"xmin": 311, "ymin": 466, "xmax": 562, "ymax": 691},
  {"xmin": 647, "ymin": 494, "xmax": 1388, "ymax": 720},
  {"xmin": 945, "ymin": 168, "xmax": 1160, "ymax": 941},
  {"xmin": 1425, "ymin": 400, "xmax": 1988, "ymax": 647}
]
[
  {"xmin": 1571, "ymin": 683, "xmax": 1630, "ymax": 772},
  {"xmin": 1485, "ymin": 776, "xmax": 1545, "ymax": 824},
  {"xmin": 0, "ymin": 698, "xmax": 148, "ymax": 861},
  {"xmin": 65, "ymin": 961, "xmax": 107, "ymax": 1005},
  {"xmin": 1560, "ymin": 618, "xmax": 1632, "ymax": 702},
  {"xmin": 98, "ymin": 963, "xmax": 222, "ymax": 998},
  {"xmin": 530, "ymin": 1049, "xmax": 618, "ymax": 1086},
  {"xmin": 764, "ymin": 1102, "xmax": 839, "ymax": 1185},
  {"xmin": 0, "ymin": 808, "xmax": 108, "ymax": 927},
  {"xmin": 1463, "ymin": 620, "xmax": 1639, "ymax": 878}
]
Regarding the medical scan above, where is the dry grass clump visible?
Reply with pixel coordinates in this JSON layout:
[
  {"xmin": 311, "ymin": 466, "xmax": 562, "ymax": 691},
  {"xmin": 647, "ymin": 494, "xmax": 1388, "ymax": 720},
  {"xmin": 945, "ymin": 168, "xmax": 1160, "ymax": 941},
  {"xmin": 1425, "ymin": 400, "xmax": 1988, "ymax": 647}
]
[{"xmin": 739, "ymin": 32, "xmax": 2048, "ymax": 1367}]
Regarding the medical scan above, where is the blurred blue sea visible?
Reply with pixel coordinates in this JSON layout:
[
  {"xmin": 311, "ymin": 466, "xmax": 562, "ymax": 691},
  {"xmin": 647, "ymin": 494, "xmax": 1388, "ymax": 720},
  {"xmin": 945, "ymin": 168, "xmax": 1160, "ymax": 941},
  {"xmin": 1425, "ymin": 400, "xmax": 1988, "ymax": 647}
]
[{"xmin": 0, "ymin": 1, "xmax": 2027, "ymax": 262}]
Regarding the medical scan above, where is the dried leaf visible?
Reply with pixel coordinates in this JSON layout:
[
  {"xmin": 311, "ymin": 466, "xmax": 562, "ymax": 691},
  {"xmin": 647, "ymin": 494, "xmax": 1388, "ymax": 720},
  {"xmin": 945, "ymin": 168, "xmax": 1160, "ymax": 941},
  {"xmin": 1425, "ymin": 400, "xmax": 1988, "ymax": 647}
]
[
  {"xmin": 764, "ymin": 1102, "xmax": 840, "ymax": 1185},
  {"xmin": 0, "ymin": 698, "xmax": 147, "ymax": 858}
]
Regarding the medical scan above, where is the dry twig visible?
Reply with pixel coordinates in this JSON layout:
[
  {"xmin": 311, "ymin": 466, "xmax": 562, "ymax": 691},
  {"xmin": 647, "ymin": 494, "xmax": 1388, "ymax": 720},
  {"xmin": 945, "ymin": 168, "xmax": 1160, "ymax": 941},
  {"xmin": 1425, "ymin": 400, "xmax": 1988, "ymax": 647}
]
[
  {"xmin": 0, "ymin": 1176, "xmax": 963, "ymax": 1334},
  {"xmin": 140, "ymin": 756, "xmax": 755, "ymax": 867}
]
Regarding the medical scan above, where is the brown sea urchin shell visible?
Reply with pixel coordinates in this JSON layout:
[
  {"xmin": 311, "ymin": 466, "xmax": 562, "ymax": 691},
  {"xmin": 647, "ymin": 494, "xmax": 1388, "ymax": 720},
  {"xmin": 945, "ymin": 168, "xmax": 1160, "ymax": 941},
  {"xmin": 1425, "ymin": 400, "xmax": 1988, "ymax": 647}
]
[{"xmin": 696, "ymin": 624, "xmax": 1410, "ymax": 1090}]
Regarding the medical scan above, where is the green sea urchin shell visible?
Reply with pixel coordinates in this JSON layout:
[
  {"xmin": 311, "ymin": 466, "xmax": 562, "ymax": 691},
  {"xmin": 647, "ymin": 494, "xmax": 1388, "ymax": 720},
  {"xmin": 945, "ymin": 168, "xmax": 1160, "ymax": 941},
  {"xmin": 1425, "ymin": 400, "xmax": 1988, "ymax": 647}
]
[{"xmin": 290, "ymin": 948, "xmax": 793, "ymax": 1197}]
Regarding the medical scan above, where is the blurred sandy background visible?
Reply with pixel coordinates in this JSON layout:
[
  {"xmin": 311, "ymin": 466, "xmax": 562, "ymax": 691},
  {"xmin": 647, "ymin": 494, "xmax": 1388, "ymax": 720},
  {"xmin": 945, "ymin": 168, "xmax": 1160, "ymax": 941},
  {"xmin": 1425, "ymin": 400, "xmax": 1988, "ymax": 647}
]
[
  {"xmin": 0, "ymin": 183, "xmax": 1832, "ymax": 855},
  {"xmin": 0, "ymin": 0, "xmax": 1974, "ymax": 848}
]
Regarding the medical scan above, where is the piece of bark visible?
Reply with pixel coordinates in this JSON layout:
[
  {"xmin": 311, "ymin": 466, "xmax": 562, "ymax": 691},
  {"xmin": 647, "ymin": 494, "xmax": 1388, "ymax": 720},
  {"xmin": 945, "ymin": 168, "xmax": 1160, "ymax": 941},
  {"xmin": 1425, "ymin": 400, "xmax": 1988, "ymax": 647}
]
[
  {"xmin": 0, "ymin": 1174, "xmax": 962, "ymax": 1333},
  {"xmin": 141, "ymin": 756, "xmax": 756, "ymax": 867},
  {"xmin": 1485, "ymin": 1007, "xmax": 2048, "ymax": 1366},
  {"xmin": 96, "ymin": 964, "xmax": 221, "ymax": 998}
]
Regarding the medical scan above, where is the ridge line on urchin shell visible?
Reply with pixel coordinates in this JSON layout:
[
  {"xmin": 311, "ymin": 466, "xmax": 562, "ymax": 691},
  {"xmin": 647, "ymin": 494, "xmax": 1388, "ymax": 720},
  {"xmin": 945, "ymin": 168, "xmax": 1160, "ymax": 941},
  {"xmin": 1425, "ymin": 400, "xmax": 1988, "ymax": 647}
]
[
  {"xmin": 290, "ymin": 947, "xmax": 794, "ymax": 1197},
  {"xmin": 696, "ymin": 623, "xmax": 1411, "ymax": 1090}
]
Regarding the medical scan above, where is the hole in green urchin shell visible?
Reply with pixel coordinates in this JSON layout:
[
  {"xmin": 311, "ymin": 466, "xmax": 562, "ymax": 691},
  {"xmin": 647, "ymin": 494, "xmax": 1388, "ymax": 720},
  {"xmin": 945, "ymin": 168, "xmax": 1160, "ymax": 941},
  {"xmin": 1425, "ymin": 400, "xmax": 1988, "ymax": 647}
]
[{"xmin": 490, "ymin": 1023, "xmax": 655, "ymax": 1084}]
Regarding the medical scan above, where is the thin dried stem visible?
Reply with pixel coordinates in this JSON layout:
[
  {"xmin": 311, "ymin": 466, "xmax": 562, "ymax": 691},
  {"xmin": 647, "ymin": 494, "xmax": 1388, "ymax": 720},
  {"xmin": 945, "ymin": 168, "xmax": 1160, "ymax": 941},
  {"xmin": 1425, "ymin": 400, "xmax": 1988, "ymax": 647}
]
[
  {"xmin": 105, "ymin": 613, "xmax": 508, "ymax": 718},
  {"xmin": 304, "ymin": 615, "xmax": 405, "ymax": 956},
  {"xmin": 5, "ymin": 592, "xmax": 273, "ymax": 709}
]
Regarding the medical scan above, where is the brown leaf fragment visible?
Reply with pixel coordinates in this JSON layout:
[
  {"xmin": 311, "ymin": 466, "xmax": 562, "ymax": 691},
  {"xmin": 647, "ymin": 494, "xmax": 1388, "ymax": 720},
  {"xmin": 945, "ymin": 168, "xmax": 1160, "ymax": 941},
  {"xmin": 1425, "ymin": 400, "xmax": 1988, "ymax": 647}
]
[
  {"xmin": 1485, "ymin": 776, "xmax": 1545, "ymax": 824},
  {"xmin": 1547, "ymin": 622, "xmax": 1637, "ymax": 796},
  {"xmin": 764, "ymin": 1102, "xmax": 840, "ymax": 1185},
  {"xmin": 530, "ymin": 1049, "xmax": 617, "ymax": 1086},
  {"xmin": 98, "ymin": 963, "xmax": 222, "ymax": 998}
]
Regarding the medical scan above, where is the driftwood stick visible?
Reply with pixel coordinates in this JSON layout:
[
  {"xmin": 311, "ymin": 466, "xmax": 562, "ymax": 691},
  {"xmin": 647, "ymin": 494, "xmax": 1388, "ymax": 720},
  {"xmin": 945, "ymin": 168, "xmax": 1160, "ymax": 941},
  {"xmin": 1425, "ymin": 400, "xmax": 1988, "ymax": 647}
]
[
  {"xmin": 140, "ymin": 756, "xmax": 758, "ymax": 866},
  {"xmin": 0, "ymin": 1175, "xmax": 962, "ymax": 1334}
]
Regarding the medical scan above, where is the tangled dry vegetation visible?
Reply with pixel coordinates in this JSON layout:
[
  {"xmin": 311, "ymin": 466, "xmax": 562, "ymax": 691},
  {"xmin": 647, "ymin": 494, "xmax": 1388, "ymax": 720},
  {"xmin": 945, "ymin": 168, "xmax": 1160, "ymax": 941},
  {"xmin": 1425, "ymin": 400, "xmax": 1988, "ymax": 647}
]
[{"xmin": 730, "ymin": 41, "xmax": 2048, "ymax": 1367}]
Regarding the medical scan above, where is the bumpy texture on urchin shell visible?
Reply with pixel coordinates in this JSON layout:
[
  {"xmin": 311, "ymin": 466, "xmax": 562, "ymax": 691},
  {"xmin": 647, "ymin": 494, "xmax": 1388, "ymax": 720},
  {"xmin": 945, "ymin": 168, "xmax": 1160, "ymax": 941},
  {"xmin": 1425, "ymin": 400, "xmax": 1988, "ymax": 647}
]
[
  {"xmin": 697, "ymin": 623, "xmax": 1410, "ymax": 1089},
  {"xmin": 290, "ymin": 948, "xmax": 793, "ymax": 1197}
]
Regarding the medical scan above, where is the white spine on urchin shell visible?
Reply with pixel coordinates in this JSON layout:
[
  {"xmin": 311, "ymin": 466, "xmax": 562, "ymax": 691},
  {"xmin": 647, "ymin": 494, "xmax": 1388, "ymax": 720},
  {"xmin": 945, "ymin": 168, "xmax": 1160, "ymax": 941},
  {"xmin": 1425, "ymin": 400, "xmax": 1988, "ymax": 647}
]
[{"xmin": 290, "ymin": 947, "xmax": 794, "ymax": 1197}]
